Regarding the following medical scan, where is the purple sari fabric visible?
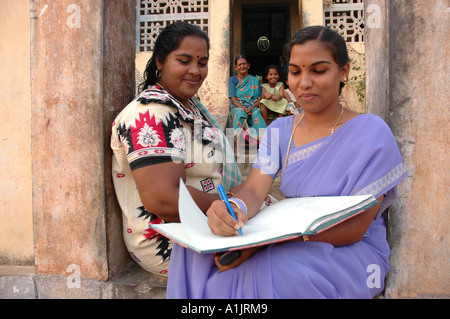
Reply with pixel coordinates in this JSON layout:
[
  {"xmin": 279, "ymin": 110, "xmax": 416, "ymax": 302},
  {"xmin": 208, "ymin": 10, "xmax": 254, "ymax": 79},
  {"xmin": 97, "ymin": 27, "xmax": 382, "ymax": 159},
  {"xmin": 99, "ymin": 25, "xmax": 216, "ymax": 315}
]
[{"xmin": 167, "ymin": 114, "xmax": 407, "ymax": 299}]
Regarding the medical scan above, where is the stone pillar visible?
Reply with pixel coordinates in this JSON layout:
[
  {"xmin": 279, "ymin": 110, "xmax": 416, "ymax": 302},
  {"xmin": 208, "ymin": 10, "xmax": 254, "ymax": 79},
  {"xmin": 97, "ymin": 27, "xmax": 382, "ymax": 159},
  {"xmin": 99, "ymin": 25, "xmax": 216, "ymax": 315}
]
[
  {"xmin": 102, "ymin": 0, "xmax": 137, "ymax": 280},
  {"xmin": 364, "ymin": 0, "xmax": 390, "ymax": 119},
  {"xmin": 384, "ymin": 0, "xmax": 449, "ymax": 298},
  {"xmin": 30, "ymin": 0, "xmax": 135, "ymax": 281}
]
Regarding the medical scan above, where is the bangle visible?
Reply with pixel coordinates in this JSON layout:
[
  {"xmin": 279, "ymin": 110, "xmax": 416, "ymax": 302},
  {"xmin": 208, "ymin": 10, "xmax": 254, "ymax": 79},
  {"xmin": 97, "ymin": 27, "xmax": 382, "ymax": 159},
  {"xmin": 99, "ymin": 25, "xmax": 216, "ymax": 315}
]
[
  {"xmin": 226, "ymin": 192, "xmax": 234, "ymax": 198},
  {"xmin": 228, "ymin": 198, "xmax": 248, "ymax": 215}
]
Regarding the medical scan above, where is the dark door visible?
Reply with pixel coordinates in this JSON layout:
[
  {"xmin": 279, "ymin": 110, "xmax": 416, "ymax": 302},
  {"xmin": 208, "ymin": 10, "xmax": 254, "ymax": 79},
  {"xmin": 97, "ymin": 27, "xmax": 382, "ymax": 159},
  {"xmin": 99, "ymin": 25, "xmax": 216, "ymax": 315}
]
[{"xmin": 242, "ymin": 5, "xmax": 290, "ymax": 80}]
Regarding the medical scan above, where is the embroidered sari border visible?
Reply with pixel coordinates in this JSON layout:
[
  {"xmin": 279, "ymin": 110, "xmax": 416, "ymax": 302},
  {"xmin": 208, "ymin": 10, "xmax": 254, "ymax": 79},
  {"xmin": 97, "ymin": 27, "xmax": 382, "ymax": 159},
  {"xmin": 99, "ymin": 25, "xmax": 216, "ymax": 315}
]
[
  {"xmin": 287, "ymin": 142, "xmax": 323, "ymax": 165},
  {"xmin": 354, "ymin": 162, "xmax": 408, "ymax": 197}
]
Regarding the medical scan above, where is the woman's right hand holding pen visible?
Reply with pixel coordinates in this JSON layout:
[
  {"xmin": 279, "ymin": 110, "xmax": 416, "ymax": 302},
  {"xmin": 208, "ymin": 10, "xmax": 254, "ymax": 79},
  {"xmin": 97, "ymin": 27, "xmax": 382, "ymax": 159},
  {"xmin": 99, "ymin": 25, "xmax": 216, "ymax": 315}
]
[
  {"xmin": 208, "ymin": 171, "xmax": 274, "ymax": 236},
  {"xmin": 206, "ymin": 200, "xmax": 247, "ymax": 236},
  {"xmin": 207, "ymin": 199, "xmax": 263, "ymax": 272}
]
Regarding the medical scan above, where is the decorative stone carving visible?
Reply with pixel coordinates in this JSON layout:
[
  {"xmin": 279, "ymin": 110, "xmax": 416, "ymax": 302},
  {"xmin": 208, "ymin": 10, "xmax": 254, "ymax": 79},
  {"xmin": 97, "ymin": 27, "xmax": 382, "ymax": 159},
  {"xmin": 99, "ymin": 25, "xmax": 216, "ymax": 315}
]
[
  {"xmin": 324, "ymin": 0, "xmax": 365, "ymax": 43},
  {"xmin": 137, "ymin": 0, "xmax": 210, "ymax": 52}
]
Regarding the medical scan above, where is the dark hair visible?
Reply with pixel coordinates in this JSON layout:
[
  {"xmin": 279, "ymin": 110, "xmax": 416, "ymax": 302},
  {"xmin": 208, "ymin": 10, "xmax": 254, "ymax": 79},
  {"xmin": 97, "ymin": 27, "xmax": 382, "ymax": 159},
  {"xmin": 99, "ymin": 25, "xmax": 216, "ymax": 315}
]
[
  {"xmin": 263, "ymin": 64, "xmax": 281, "ymax": 83},
  {"xmin": 234, "ymin": 54, "xmax": 248, "ymax": 65},
  {"xmin": 286, "ymin": 26, "xmax": 349, "ymax": 93},
  {"xmin": 139, "ymin": 21, "xmax": 210, "ymax": 93},
  {"xmin": 265, "ymin": 64, "xmax": 280, "ymax": 75}
]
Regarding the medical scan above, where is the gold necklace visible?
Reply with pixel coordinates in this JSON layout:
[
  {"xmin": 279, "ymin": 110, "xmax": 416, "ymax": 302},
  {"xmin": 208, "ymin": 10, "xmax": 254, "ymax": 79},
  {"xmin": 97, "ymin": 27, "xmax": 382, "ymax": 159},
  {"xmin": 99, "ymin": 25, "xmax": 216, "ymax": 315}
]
[
  {"xmin": 331, "ymin": 104, "xmax": 344, "ymax": 134},
  {"xmin": 280, "ymin": 113, "xmax": 303, "ymax": 183},
  {"xmin": 280, "ymin": 105, "xmax": 344, "ymax": 183}
]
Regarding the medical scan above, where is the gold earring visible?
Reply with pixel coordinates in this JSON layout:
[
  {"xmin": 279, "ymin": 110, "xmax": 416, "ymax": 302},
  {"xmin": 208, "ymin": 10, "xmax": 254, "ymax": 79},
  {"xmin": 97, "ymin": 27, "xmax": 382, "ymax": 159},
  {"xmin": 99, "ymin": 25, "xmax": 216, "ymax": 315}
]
[{"xmin": 156, "ymin": 68, "xmax": 161, "ymax": 79}]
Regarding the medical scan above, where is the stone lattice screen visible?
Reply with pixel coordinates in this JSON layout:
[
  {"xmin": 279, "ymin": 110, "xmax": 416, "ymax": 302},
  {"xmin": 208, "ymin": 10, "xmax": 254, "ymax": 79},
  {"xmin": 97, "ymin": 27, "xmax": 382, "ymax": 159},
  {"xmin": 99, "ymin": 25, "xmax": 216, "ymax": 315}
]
[
  {"xmin": 324, "ymin": 0, "xmax": 365, "ymax": 43},
  {"xmin": 137, "ymin": 0, "xmax": 210, "ymax": 53}
]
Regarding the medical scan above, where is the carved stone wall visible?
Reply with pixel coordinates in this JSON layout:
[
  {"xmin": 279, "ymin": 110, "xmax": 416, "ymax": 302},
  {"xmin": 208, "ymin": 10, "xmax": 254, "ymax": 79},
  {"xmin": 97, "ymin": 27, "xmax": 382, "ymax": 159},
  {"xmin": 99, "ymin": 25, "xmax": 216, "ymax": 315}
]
[{"xmin": 137, "ymin": 0, "xmax": 210, "ymax": 52}]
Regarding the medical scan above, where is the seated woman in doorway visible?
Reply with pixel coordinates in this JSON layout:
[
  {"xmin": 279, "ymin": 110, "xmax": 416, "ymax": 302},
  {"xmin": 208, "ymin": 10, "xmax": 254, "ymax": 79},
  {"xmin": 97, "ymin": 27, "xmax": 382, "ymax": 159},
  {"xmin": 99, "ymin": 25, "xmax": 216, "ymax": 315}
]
[
  {"xmin": 166, "ymin": 26, "xmax": 408, "ymax": 298},
  {"xmin": 111, "ymin": 21, "xmax": 242, "ymax": 276},
  {"xmin": 228, "ymin": 55, "xmax": 267, "ymax": 144}
]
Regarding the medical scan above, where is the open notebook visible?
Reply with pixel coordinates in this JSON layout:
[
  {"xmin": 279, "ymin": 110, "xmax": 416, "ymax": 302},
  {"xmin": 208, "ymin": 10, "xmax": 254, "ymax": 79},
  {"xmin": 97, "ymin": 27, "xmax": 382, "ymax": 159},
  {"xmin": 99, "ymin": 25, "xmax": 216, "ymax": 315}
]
[{"xmin": 150, "ymin": 179, "xmax": 377, "ymax": 253}]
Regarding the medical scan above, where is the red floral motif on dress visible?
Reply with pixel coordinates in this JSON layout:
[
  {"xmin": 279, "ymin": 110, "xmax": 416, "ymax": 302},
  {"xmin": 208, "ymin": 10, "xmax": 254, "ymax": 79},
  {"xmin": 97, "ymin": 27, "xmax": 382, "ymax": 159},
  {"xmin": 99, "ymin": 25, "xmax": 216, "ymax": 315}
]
[{"xmin": 131, "ymin": 111, "xmax": 167, "ymax": 151}]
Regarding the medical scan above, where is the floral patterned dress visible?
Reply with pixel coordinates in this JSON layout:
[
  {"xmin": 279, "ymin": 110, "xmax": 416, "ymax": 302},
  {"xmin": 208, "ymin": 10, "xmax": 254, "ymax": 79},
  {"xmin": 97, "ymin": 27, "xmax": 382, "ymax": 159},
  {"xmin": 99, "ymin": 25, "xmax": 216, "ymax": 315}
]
[{"xmin": 111, "ymin": 85, "xmax": 240, "ymax": 275}]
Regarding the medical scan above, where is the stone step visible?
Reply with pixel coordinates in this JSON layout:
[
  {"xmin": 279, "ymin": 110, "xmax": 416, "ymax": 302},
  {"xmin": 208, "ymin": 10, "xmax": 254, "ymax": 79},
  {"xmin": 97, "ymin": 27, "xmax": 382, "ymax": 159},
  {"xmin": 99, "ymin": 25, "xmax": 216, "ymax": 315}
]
[
  {"xmin": 108, "ymin": 262, "xmax": 167, "ymax": 299},
  {"xmin": 0, "ymin": 262, "xmax": 166, "ymax": 299}
]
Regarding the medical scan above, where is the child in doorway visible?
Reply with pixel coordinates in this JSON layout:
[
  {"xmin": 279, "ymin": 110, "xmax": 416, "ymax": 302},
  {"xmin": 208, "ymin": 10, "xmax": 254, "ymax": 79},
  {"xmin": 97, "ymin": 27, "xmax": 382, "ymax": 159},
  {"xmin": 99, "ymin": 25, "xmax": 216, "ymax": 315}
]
[{"xmin": 259, "ymin": 64, "xmax": 288, "ymax": 124}]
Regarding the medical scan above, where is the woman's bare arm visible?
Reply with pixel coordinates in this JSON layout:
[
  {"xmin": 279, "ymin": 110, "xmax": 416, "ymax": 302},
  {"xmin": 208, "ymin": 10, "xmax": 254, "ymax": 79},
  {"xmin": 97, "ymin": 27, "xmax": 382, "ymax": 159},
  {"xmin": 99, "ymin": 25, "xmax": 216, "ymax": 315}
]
[{"xmin": 133, "ymin": 162, "xmax": 222, "ymax": 222}]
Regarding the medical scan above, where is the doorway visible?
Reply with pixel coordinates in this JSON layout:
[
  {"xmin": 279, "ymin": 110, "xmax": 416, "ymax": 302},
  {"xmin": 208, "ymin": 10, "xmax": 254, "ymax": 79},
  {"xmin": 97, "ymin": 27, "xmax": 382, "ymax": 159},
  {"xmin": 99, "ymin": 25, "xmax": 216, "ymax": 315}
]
[{"xmin": 241, "ymin": 5, "xmax": 290, "ymax": 80}]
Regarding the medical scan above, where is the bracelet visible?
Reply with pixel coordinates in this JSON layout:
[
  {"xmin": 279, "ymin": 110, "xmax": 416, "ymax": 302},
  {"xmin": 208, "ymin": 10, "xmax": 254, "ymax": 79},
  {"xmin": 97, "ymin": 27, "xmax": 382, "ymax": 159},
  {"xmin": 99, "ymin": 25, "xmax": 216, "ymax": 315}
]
[{"xmin": 228, "ymin": 198, "xmax": 248, "ymax": 215}]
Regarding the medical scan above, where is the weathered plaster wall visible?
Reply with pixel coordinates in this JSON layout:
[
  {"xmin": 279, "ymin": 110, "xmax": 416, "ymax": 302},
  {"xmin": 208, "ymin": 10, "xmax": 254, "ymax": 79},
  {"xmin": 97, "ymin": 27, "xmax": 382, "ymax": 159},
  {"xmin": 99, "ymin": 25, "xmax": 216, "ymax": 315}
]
[
  {"xmin": 0, "ymin": 0, "xmax": 34, "ymax": 265},
  {"xmin": 301, "ymin": 0, "xmax": 324, "ymax": 26},
  {"xmin": 31, "ymin": 0, "xmax": 107, "ymax": 280},
  {"xmin": 198, "ymin": 0, "xmax": 231, "ymax": 127},
  {"xmin": 30, "ymin": 0, "xmax": 134, "ymax": 280},
  {"xmin": 384, "ymin": 0, "xmax": 449, "ymax": 298},
  {"xmin": 342, "ymin": 42, "xmax": 366, "ymax": 114}
]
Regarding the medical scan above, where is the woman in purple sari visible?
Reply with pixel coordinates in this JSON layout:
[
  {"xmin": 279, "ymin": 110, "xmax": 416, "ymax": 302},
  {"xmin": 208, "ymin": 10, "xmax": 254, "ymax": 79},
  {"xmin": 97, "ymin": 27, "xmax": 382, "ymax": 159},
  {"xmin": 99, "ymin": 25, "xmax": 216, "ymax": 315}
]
[{"xmin": 166, "ymin": 26, "xmax": 408, "ymax": 299}]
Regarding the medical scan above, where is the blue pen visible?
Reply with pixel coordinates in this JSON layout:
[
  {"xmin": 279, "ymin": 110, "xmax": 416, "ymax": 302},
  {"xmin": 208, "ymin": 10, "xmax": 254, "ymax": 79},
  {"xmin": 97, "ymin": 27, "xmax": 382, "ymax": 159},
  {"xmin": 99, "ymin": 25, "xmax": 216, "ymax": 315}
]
[{"xmin": 217, "ymin": 184, "xmax": 243, "ymax": 235}]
